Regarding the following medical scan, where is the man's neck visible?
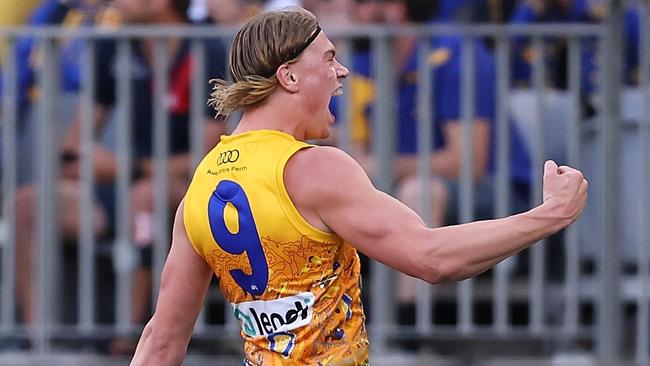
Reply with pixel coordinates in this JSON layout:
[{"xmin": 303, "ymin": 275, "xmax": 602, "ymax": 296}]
[{"xmin": 232, "ymin": 98, "xmax": 307, "ymax": 141}]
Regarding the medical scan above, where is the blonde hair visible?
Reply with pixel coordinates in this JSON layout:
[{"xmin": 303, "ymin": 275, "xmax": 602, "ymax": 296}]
[{"xmin": 208, "ymin": 8, "xmax": 319, "ymax": 117}]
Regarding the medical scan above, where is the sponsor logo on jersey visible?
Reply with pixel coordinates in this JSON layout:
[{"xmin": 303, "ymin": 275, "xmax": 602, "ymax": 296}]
[
  {"xmin": 217, "ymin": 149, "xmax": 240, "ymax": 165},
  {"xmin": 233, "ymin": 292, "xmax": 315, "ymax": 337}
]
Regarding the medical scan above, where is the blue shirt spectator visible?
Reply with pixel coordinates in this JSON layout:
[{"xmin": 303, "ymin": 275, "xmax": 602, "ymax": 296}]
[
  {"xmin": 438, "ymin": 0, "xmax": 483, "ymax": 21},
  {"xmin": 0, "ymin": 0, "xmax": 119, "ymax": 120},
  {"xmin": 331, "ymin": 32, "xmax": 531, "ymax": 223},
  {"xmin": 397, "ymin": 34, "xmax": 531, "ymax": 185},
  {"xmin": 510, "ymin": 0, "xmax": 598, "ymax": 92},
  {"xmin": 624, "ymin": 5, "xmax": 643, "ymax": 85}
]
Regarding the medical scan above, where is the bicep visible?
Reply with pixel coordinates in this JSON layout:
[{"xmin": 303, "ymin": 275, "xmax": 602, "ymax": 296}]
[
  {"xmin": 327, "ymin": 188, "xmax": 430, "ymax": 276},
  {"xmin": 306, "ymin": 151, "xmax": 429, "ymax": 276}
]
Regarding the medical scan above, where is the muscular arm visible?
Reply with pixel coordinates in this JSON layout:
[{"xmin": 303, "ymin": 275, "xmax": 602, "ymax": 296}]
[
  {"xmin": 285, "ymin": 147, "xmax": 586, "ymax": 284},
  {"xmin": 130, "ymin": 201, "xmax": 213, "ymax": 366}
]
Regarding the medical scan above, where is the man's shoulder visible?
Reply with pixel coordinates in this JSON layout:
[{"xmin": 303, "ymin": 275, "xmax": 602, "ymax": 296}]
[
  {"xmin": 284, "ymin": 145, "xmax": 376, "ymax": 226},
  {"xmin": 288, "ymin": 146, "xmax": 355, "ymax": 172},
  {"xmin": 285, "ymin": 146, "xmax": 363, "ymax": 197}
]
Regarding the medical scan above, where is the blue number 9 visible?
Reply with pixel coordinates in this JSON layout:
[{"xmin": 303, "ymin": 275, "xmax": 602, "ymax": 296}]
[{"xmin": 208, "ymin": 180, "xmax": 268, "ymax": 296}]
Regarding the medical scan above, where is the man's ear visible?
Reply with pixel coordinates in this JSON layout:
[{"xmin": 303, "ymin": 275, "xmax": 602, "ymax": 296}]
[{"xmin": 276, "ymin": 64, "xmax": 299, "ymax": 93}]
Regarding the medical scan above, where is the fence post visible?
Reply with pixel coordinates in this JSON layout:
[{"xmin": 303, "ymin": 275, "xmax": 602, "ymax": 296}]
[
  {"xmin": 597, "ymin": 0, "xmax": 624, "ymax": 361},
  {"xmin": 370, "ymin": 30, "xmax": 396, "ymax": 355}
]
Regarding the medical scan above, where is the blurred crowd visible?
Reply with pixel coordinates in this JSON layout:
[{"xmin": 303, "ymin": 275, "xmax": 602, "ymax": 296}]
[{"xmin": 0, "ymin": 0, "xmax": 647, "ymax": 356}]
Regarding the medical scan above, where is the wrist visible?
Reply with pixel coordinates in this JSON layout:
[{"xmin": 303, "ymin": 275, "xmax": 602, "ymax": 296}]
[{"xmin": 527, "ymin": 201, "xmax": 569, "ymax": 236}]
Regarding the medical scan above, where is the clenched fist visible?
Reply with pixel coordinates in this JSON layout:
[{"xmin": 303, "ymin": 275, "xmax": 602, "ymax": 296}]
[{"xmin": 542, "ymin": 160, "xmax": 588, "ymax": 226}]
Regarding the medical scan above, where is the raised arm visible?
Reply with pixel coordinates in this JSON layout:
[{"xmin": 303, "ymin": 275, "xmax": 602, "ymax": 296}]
[
  {"xmin": 130, "ymin": 201, "xmax": 213, "ymax": 366},
  {"xmin": 285, "ymin": 147, "xmax": 587, "ymax": 284}
]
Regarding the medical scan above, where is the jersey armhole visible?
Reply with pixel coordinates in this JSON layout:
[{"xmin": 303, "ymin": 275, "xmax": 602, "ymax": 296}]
[
  {"xmin": 275, "ymin": 144, "xmax": 340, "ymax": 241},
  {"xmin": 182, "ymin": 193, "xmax": 206, "ymax": 261}
]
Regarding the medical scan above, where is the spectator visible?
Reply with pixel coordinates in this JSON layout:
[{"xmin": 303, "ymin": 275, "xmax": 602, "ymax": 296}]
[
  {"xmin": 437, "ymin": 0, "xmax": 483, "ymax": 22},
  {"xmin": 207, "ymin": 0, "xmax": 264, "ymax": 25},
  {"xmin": 0, "ymin": 0, "xmax": 40, "ymax": 62},
  {"xmin": 620, "ymin": 1, "xmax": 647, "ymax": 86},
  {"xmin": 510, "ymin": 0, "xmax": 599, "ymax": 91},
  {"xmin": 13, "ymin": 0, "xmax": 120, "ymax": 330},
  {"xmin": 9, "ymin": 0, "xmax": 119, "ymax": 123},
  {"xmin": 370, "ymin": 0, "xmax": 532, "ymax": 320},
  {"xmin": 15, "ymin": 0, "xmax": 227, "ymax": 355},
  {"xmin": 473, "ymin": 0, "xmax": 520, "ymax": 23},
  {"xmin": 304, "ymin": 0, "xmax": 354, "ymax": 27}
]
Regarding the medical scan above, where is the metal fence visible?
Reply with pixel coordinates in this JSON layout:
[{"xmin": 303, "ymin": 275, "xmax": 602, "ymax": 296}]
[{"xmin": 0, "ymin": 4, "xmax": 649, "ymax": 364}]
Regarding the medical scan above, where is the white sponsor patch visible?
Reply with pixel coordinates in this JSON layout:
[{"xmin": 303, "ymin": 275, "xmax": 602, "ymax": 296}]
[{"xmin": 233, "ymin": 292, "xmax": 315, "ymax": 337}]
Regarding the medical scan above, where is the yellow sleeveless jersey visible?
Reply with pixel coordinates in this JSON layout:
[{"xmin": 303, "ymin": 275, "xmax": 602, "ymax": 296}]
[{"xmin": 183, "ymin": 130, "xmax": 369, "ymax": 365}]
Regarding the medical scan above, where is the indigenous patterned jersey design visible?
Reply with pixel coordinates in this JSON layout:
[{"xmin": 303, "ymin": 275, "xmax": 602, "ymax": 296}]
[{"xmin": 184, "ymin": 130, "xmax": 369, "ymax": 365}]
